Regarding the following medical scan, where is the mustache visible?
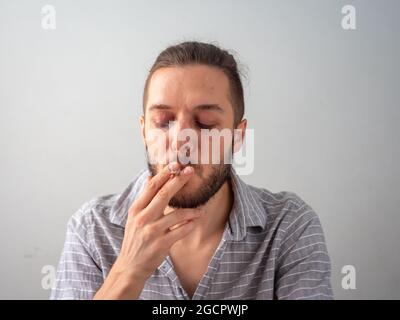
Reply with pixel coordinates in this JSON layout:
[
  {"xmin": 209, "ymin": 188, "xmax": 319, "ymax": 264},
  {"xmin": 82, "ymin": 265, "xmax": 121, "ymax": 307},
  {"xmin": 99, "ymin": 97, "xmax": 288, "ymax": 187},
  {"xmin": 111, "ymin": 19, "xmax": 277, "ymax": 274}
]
[
  {"xmin": 169, "ymin": 163, "xmax": 203, "ymax": 177},
  {"xmin": 145, "ymin": 146, "xmax": 202, "ymax": 168}
]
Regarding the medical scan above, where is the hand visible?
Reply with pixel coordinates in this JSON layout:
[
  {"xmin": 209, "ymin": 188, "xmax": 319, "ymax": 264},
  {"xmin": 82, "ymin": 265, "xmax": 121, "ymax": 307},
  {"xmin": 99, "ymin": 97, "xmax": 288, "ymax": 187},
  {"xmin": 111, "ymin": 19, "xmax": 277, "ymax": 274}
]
[{"xmin": 94, "ymin": 163, "xmax": 202, "ymax": 299}]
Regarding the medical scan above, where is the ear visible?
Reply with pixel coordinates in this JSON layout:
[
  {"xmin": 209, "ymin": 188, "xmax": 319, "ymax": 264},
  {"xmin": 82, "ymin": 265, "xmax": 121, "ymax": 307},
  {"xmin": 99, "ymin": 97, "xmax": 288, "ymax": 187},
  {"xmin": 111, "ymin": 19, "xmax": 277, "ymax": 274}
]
[
  {"xmin": 140, "ymin": 115, "xmax": 146, "ymax": 145},
  {"xmin": 233, "ymin": 119, "xmax": 247, "ymax": 153}
]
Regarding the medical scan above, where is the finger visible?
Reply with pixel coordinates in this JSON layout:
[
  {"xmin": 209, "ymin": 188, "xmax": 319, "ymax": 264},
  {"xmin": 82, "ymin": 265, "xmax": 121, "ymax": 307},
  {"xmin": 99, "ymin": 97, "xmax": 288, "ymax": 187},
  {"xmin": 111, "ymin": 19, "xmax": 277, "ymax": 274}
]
[
  {"xmin": 145, "ymin": 166, "xmax": 194, "ymax": 220},
  {"xmin": 153, "ymin": 208, "xmax": 203, "ymax": 232},
  {"xmin": 163, "ymin": 219, "xmax": 197, "ymax": 245},
  {"xmin": 130, "ymin": 162, "xmax": 181, "ymax": 213}
]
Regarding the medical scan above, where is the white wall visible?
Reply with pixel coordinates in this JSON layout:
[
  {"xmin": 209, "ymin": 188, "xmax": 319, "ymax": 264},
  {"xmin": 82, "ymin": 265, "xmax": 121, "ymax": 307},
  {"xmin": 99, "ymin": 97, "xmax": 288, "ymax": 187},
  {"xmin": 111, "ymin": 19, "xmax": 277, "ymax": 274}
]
[{"xmin": 0, "ymin": 0, "xmax": 399, "ymax": 299}]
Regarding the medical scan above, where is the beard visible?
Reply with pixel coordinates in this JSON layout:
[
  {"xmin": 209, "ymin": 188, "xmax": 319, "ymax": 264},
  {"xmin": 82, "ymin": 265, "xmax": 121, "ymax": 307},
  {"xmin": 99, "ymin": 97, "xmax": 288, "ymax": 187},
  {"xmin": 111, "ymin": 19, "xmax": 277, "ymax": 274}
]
[{"xmin": 146, "ymin": 158, "xmax": 231, "ymax": 209}]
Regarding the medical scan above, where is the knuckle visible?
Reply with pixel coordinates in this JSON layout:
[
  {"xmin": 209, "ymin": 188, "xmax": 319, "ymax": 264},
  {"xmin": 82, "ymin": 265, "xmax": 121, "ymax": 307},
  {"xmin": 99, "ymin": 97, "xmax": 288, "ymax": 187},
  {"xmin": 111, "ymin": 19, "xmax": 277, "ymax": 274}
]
[{"xmin": 133, "ymin": 214, "xmax": 146, "ymax": 228}]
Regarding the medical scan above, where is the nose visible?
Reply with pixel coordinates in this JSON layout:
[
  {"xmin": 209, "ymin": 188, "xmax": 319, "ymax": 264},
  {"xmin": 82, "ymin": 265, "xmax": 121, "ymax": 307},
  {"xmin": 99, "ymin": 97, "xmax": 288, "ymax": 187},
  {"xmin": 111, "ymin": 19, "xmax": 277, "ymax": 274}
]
[
  {"xmin": 169, "ymin": 119, "xmax": 191, "ymax": 151},
  {"xmin": 169, "ymin": 118, "xmax": 198, "ymax": 164}
]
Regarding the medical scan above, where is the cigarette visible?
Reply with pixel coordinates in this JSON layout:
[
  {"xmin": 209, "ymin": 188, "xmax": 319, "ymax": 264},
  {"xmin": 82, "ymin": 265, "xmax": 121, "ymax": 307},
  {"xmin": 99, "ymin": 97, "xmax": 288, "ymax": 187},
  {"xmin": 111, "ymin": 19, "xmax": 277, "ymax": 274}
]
[{"xmin": 169, "ymin": 169, "xmax": 181, "ymax": 176}]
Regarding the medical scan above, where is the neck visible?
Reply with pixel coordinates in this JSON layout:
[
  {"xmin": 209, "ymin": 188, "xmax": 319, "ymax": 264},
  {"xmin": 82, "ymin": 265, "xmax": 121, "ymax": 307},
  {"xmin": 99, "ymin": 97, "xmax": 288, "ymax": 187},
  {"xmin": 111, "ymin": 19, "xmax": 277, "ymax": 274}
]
[{"xmin": 170, "ymin": 179, "xmax": 234, "ymax": 248}]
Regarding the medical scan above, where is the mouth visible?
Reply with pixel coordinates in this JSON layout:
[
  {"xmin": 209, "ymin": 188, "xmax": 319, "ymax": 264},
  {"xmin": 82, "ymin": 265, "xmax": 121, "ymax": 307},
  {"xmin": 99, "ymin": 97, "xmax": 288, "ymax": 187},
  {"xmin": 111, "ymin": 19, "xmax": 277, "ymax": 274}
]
[
  {"xmin": 170, "ymin": 169, "xmax": 181, "ymax": 176},
  {"xmin": 165, "ymin": 163, "xmax": 200, "ymax": 178},
  {"xmin": 168, "ymin": 163, "xmax": 185, "ymax": 176}
]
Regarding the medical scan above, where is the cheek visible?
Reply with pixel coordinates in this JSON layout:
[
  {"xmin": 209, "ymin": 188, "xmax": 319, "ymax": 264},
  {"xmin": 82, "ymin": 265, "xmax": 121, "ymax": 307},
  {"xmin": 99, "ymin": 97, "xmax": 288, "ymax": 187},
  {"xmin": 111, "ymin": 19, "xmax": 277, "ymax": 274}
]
[
  {"xmin": 198, "ymin": 136, "xmax": 231, "ymax": 164},
  {"xmin": 145, "ymin": 129, "xmax": 170, "ymax": 164}
]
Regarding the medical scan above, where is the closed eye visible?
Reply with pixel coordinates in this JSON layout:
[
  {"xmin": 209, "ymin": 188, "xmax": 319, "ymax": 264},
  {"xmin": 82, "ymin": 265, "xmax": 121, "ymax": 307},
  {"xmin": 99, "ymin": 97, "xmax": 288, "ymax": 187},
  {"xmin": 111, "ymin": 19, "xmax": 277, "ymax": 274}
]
[
  {"xmin": 154, "ymin": 121, "xmax": 170, "ymax": 129},
  {"xmin": 195, "ymin": 120, "xmax": 215, "ymax": 129}
]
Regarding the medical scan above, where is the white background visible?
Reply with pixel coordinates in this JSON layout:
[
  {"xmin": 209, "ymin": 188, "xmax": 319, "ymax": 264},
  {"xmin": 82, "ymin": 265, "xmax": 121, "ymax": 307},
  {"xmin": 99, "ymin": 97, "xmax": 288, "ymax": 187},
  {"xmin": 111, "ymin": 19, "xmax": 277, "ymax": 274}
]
[{"xmin": 0, "ymin": 0, "xmax": 399, "ymax": 299}]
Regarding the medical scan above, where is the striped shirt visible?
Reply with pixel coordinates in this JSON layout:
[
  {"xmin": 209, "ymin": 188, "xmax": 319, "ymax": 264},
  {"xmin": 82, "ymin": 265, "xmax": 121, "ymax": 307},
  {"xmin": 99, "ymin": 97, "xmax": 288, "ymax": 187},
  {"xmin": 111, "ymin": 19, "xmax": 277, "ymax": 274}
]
[{"xmin": 50, "ymin": 167, "xmax": 333, "ymax": 300}]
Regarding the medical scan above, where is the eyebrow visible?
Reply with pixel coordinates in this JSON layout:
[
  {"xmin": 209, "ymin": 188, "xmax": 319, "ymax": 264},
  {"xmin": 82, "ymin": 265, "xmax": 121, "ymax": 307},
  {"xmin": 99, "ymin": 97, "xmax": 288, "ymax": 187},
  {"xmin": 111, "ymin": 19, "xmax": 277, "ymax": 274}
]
[{"xmin": 148, "ymin": 103, "xmax": 224, "ymax": 114}]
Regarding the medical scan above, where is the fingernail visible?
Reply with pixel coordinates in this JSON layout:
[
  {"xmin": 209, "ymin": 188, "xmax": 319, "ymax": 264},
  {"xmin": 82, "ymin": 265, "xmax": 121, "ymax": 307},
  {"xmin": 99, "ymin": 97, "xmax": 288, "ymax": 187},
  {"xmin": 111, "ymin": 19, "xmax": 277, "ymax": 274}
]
[
  {"xmin": 168, "ymin": 162, "xmax": 180, "ymax": 172},
  {"xmin": 182, "ymin": 166, "xmax": 193, "ymax": 175}
]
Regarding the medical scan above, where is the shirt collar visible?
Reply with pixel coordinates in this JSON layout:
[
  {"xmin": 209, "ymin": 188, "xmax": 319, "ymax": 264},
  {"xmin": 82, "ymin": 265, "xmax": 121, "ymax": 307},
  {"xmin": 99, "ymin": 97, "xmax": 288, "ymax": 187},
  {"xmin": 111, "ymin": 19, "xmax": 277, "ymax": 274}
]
[{"xmin": 110, "ymin": 167, "xmax": 267, "ymax": 241}]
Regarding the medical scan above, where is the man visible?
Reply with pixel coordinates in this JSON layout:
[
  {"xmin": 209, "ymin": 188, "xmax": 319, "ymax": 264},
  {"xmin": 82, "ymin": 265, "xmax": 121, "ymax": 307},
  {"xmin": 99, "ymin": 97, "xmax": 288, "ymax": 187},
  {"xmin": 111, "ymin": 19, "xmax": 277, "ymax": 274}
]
[{"xmin": 51, "ymin": 41, "xmax": 333, "ymax": 300}]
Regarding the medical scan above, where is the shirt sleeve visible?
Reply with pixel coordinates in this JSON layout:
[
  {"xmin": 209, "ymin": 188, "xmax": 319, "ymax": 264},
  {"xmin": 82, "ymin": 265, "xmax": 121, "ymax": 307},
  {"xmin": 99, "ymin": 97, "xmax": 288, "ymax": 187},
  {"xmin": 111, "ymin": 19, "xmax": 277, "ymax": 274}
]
[
  {"xmin": 50, "ymin": 212, "xmax": 104, "ymax": 300},
  {"xmin": 275, "ymin": 201, "xmax": 333, "ymax": 300}
]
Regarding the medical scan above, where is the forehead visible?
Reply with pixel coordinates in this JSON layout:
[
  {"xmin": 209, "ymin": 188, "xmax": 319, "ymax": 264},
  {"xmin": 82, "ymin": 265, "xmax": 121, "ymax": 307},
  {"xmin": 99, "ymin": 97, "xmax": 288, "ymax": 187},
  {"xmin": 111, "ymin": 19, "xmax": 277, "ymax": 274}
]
[{"xmin": 145, "ymin": 65, "xmax": 232, "ymax": 113}]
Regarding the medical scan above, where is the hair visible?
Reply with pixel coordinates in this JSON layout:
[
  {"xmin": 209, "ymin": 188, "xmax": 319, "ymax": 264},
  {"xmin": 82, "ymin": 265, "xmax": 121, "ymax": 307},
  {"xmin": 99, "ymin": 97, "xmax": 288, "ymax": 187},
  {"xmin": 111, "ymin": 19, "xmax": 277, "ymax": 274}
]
[{"xmin": 142, "ymin": 41, "xmax": 245, "ymax": 125}]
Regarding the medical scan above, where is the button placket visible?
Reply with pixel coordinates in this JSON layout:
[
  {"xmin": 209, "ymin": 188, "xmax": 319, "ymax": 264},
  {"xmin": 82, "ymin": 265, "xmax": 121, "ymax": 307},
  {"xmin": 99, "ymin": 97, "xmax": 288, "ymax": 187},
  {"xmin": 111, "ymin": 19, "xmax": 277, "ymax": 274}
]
[{"xmin": 191, "ymin": 227, "xmax": 230, "ymax": 300}]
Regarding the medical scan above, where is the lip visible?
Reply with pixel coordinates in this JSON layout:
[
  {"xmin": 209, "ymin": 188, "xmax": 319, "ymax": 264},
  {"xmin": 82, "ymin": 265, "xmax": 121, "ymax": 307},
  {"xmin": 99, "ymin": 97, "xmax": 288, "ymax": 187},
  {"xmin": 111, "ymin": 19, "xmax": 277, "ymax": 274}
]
[
  {"xmin": 170, "ymin": 169, "xmax": 181, "ymax": 176},
  {"xmin": 167, "ymin": 163, "xmax": 196, "ymax": 176}
]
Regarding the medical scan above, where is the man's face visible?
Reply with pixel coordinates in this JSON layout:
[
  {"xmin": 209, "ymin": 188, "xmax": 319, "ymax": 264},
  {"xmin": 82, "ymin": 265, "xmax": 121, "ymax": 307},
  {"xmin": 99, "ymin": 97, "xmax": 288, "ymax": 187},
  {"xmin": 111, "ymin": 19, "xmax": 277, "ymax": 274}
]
[{"xmin": 140, "ymin": 65, "xmax": 246, "ymax": 208}]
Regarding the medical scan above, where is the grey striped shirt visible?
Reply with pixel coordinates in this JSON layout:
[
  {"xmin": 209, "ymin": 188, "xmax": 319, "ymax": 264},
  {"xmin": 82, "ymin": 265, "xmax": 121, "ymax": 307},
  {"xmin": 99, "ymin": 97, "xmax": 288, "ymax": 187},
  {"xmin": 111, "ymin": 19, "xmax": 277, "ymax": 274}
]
[{"xmin": 51, "ymin": 167, "xmax": 333, "ymax": 300}]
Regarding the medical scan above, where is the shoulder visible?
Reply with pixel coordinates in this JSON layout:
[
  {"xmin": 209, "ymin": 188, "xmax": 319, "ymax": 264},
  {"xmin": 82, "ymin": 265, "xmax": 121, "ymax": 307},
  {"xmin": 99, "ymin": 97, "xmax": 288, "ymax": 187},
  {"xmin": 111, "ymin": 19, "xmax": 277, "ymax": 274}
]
[
  {"xmin": 68, "ymin": 194, "xmax": 120, "ymax": 231},
  {"xmin": 68, "ymin": 169, "xmax": 149, "ymax": 231},
  {"xmin": 65, "ymin": 169, "xmax": 149, "ymax": 247},
  {"xmin": 66, "ymin": 193, "xmax": 124, "ymax": 248},
  {"xmin": 247, "ymin": 184, "xmax": 322, "ymax": 234}
]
